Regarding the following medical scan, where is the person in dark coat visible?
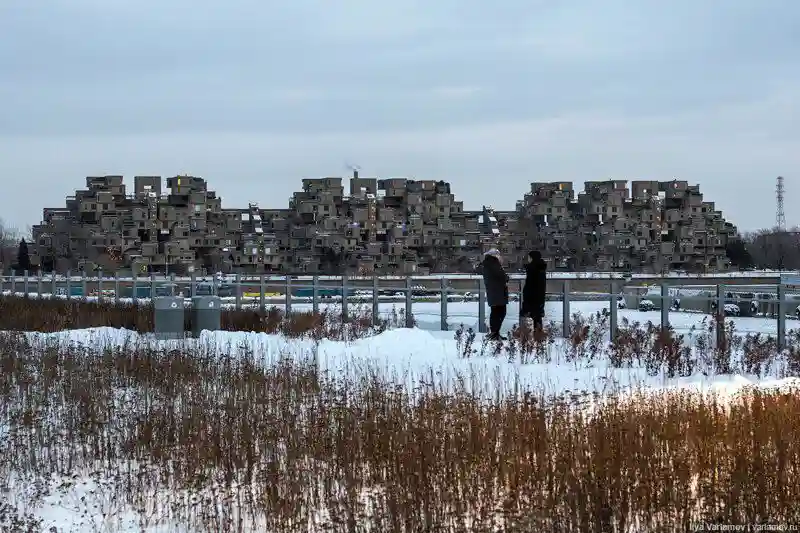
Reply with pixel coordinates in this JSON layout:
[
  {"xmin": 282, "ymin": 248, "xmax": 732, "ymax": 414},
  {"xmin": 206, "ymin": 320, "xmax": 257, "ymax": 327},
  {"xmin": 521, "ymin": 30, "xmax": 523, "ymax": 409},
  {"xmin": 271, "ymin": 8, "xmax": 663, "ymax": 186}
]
[
  {"xmin": 520, "ymin": 250, "xmax": 547, "ymax": 329},
  {"xmin": 481, "ymin": 248, "xmax": 509, "ymax": 340}
]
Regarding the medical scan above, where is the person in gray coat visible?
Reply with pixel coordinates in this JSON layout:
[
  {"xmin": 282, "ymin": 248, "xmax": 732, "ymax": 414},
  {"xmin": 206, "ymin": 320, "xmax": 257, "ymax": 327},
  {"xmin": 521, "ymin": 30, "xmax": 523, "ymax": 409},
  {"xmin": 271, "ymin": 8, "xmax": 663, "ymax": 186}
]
[{"xmin": 481, "ymin": 248, "xmax": 509, "ymax": 340}]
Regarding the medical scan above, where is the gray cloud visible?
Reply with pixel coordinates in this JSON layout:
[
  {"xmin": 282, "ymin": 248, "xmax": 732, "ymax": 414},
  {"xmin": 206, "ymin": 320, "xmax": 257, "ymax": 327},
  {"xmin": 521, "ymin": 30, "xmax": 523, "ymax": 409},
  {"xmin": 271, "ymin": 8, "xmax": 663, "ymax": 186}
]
[{"xmin": 1, "ymin": 0, "xmax": 799, "ymax": 231}]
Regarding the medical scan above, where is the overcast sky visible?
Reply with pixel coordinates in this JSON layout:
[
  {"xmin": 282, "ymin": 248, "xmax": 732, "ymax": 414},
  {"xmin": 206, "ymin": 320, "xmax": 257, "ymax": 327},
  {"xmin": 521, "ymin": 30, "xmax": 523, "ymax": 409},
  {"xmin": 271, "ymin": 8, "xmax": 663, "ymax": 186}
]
[{"xmin": 1, "ymin": 0, "xmax": 798, "ymax": 232}]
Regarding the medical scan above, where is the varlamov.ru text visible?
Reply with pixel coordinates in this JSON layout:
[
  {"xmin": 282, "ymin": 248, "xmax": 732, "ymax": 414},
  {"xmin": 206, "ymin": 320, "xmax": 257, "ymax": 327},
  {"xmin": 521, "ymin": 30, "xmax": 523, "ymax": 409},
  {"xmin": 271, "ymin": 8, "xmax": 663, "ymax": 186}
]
[{"xmin": 692, "ymin": 524, "xmax": 798, "ymax": 532}]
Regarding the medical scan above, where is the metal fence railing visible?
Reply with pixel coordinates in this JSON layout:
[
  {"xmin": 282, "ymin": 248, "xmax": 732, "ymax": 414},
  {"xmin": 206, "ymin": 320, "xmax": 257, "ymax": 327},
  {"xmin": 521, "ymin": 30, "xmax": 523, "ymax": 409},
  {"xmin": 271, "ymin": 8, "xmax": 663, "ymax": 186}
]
[{"xmin": 1, "ymin": 271, "xmax": 798, "ymax": 347}]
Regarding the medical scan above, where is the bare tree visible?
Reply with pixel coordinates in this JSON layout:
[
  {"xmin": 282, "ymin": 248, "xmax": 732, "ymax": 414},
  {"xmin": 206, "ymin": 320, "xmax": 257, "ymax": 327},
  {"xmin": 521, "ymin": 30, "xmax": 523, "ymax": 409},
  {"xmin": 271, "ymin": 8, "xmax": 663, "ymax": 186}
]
[
  {"xmin": 0, "ymin": 218, "xmax": 23, "ymax": 272},
  {"xmin": 741, "ymin": 228, "xmax": 799, "ymax": 269},
  {"xmin": 0, "ymin": 217, "xmax": 19, "ymax": 244},
  {"xmin": 743, "ymin": 227, "xmax": 800, "ymax": 270}
]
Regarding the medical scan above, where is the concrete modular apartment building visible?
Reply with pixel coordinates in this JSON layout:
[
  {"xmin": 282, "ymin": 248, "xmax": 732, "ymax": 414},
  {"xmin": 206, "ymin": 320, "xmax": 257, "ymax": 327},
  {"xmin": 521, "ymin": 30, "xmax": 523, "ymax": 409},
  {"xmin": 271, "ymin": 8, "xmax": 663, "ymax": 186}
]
[{"xmin": 29, "ymin": 173, "xmax": 736, "ymax": 275}]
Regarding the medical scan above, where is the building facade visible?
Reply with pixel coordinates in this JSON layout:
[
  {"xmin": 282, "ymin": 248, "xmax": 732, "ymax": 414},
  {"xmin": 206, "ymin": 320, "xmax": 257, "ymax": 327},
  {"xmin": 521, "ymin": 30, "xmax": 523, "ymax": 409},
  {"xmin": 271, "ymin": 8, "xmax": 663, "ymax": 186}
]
[
  {"xmin": 514, "ymin": 179, "xmax": 737, "ymax": 273},
  {"xmin": 30, "ymin": 174, "xmax": 736, "ymax": 274}
]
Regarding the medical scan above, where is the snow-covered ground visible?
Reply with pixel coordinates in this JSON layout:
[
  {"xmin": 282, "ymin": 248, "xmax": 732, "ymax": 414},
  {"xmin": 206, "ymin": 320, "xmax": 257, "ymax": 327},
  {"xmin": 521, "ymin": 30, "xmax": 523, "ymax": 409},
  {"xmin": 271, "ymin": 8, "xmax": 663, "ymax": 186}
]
[
  {"xmin": 238, "ymin": 298, "xmax": 800, "ymax": 339},
  {"xmin": 4, "ymin": 300, "xmax": 800, "ymax": 531},
  {"xmin": 22, "ymin": 324, "xmax": 800, "ymax": 401}
]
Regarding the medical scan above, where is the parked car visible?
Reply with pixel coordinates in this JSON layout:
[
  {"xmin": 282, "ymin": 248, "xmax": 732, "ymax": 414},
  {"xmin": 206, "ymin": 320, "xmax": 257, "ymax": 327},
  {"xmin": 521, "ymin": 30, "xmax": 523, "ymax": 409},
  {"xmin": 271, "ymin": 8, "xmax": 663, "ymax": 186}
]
[
  {"xmin": 724, "ymin": 303, "xmax": 740, "ymax": 317},
  {"xmin": 638, "ymin": 299, "xmax": 655, "ymax": 312}
]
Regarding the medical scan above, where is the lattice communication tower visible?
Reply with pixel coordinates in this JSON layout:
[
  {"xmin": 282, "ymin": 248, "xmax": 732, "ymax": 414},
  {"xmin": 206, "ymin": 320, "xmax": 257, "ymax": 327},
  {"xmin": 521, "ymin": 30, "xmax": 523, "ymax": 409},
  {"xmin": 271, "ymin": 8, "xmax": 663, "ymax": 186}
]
[{"xmin": 776, "ymin": 176, "xmax": 786, "ymax": 230}]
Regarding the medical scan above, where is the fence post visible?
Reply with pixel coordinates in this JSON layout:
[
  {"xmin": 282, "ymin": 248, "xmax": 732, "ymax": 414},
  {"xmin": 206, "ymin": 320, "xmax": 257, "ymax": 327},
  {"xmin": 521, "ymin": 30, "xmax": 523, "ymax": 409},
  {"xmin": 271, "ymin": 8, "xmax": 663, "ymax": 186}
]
[
  {"xmin": 50, "ymin": 270, "xmax": 57, "ymax": 298},
  {"xmin": 405, "ymin": 276, "xmax": 414, "ymax": 328},
  {"xmin": 189, "ymin": 270, "xmax": 196, "ymax": 298},
  {"xmin": 285, "ymin": 275, "xmax": 292, "ymax": 314},
  {"xmin": 23, "ymin": 270, "xmax": 29, "ymax": 296},
  {"xmin": 10, "ymin": 271, "xmax": 16, "ymax": 294},
  {"xmin": 562, "ymin": 280, "xmax": 571, "ymax": 338},
  {"xmin": 169, "ymin": 272, "xmax": 176, "ymax": 296},
  {"xmin": 716, "ymin": 284, "xmax": 725, "ymax": 349},
  {"xmin": 440, "ymin": 277, "xmax": 448, "ymax": 331},
  {"xmin": 341, "ymin": 275, "xmax": 349, "ymax": 321},
  {"xmin": 660, "ymin": 282, "xmax": 670, "ymax": 329},
  {"xmin": 312, "ymin": 275, "xmax": 319, "ymax": 315},
  {"xmin": 81, "ymin": 271, "xmax": 88, "ymax": 301},
  {"xmin": 97, "ymin": 269, "xmax": 104, "ymax": 300},
  {"xmin": 609, "ymin": 280, "xmax": 618, "ymax": 341},
  {"xmin": 37, "ymin": 270, "xmax": 43, "ymax": 298},
  {"xmin": 778, "ymin": 283, "xmax": 786, "ymax": 350},
  {"xmin": 235, "ymin": 273, "xmax": 242, "ymax": 310},
  {"xmin": 149, "ymin": 273, "xmax": 156, "ymax": 301},
  {"xmin": 132, "ymin": 274, "xmax": 138, "ymax": 305},
  {"xmin": 478, "ymin": 277, "xmax": 487, "ymax": 333},
  {"xmin": 259, "ymin": 274, "xmax": 266, "ymax": 312},
  {"xmin": 114, "ymin": 273, "xmax": 120, "ymax": 305},
  {"xmin": 372, "ymin": 275, "xmax": 380, "ymax": 326},
  {"xmin": 66, "ymin": 271, "xmax": 72, "ymax": 300}
]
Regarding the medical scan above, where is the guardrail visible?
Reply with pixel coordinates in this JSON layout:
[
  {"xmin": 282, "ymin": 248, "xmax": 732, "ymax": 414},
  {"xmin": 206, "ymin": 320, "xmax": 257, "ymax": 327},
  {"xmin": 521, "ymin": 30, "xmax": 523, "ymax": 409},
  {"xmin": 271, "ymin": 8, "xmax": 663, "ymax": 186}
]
[
  {"xmin": 3, "ymin": 272, "xmax": 800, "ymax": 348},
  {"xmin": 0, "ymin": 269, "xmax": 795, "ymax": 283}
]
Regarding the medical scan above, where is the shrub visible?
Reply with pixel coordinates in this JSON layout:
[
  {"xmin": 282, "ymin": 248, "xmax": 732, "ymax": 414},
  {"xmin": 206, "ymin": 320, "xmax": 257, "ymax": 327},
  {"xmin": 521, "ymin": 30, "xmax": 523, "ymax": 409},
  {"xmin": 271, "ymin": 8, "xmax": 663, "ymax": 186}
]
[
  {"xmin": 0, "ymin": 295, "xmax": 408, "ymax": 341},
  {"xmin": 608, "ymin": 318, "xmax": 653, "ymax": 368}
]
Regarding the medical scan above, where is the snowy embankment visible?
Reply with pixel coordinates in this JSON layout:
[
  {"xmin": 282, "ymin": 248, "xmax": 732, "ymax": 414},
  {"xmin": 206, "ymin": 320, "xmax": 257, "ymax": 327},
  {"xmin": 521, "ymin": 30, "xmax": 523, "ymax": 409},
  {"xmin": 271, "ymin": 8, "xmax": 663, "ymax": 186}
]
[{"xmin": 21, "ymin": 325, "xmax": 800, "ymax": 401}]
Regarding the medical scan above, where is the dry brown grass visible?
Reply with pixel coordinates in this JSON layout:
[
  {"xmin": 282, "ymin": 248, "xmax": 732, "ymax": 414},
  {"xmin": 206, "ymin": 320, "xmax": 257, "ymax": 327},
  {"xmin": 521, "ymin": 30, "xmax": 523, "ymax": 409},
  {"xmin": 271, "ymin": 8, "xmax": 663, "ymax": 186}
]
[
  {"xmin": 2, "ymin": 331, "xmax": 800, "ymax": 532},
  {"xmin": 0, "ymin": 295, "xmax": 413, "ymax": 340}
]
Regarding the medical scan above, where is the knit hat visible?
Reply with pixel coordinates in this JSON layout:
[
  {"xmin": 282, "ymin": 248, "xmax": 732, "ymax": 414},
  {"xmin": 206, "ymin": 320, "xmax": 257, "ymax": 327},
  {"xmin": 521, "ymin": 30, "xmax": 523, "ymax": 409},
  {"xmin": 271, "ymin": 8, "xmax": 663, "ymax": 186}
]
[{"xmin": 484, "ymin": 248, "xmax": 501, "ymax": 258}]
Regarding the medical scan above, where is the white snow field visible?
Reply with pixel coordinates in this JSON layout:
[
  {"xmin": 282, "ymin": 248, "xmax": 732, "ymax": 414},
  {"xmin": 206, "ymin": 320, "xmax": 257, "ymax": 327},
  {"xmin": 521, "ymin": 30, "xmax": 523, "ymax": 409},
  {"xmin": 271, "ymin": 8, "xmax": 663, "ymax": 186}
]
[
  {"xmin": 3, "ymin": 300, "xmax": 800, "ymax": 532},
  {"xmin": 17, "ymin": 319, "xmax": 800, "ymax": 402},
  {"xmin": 350, "ymin": 299, "xmax": 800, "ymax": 338}
]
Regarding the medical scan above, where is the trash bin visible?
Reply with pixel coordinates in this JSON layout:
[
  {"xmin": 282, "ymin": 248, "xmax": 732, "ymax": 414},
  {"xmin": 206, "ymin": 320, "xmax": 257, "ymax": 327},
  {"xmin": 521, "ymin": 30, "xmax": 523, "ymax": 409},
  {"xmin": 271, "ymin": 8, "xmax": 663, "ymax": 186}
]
[
  {"xmin": 154, "ymin": 296, "xmax": 185, "ymax": 340},
  {"xmin": 191, "ymin": 296, "xmax": 222, "ymax": 337}
]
